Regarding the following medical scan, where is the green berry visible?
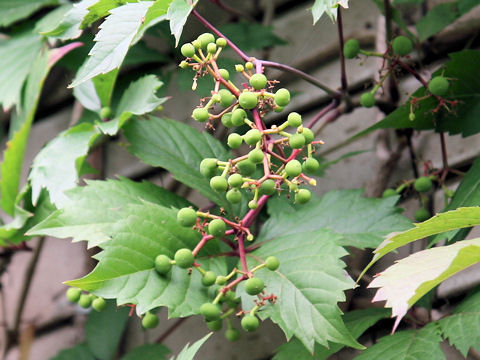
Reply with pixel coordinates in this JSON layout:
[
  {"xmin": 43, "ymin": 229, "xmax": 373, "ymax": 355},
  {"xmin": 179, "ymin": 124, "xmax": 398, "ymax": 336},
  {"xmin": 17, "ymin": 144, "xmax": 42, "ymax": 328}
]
[
  {"xmin": 285, "ymin": 160, "xmax": 302, "ymax": 177},
  {"xmin": 207, "ymin": 319, "xmax": 223, "ymax": 331},
  {"xmin": 245, "ymin": 61, "xmax": 254, "ymax": 70},
  {"xmin": 302, "ymin": 158, "xmax": 319, "ymax": 174},
  {"xmin": 244, "ymin": 277, "xmax": 264, "ymax": 295},
  {"xmin": 181, "ymin": 43, "xmax": 195, "ymax": 57},
  {"xmin": 155, "ymin": 254, "xmax": 172, "ymax": 275},
  {"xmin": 219, "ymin": 89, "xmax": 234, "ymax": 107},
  {"xmin": 227, "ymin": 133, "xmax": 243, "ymax": 149},
  {"xmin": 409, "ymin": 113, "xmax": 416, "ymax": 121},
  {"xmin": 174, "ymin": 248, "xmax": 194, "ymax": 268},
  {"xmin": 382, "ymin": 188, "xmax": 398, "ymax": 198},
  {"xmin": 414, "ymin": 208, "xmax": 430, "ymax": 222},
  {"xmin": 244, "ymin": 129, "xmax": 262, "ymax": 146},
  {"xmin": 414, "ymin": 176, "xmax": 433, "ymax": 193},
  {"xmin": 208, "ymin": 218, "xmax": 226, "ymax": 237},
  {"xmin": 177, "ymin": 207, "xmax": 197, "ymax": 227},
  {"xmin": 202, "ymin": 271, "xmax": 217, "ymax": 286},
  {"xmin": 66, "ymin": 288, "xmax": 81, "ymax": 303},
  {"xmin": 302, "ymin": 128, "xmax": 314, "ymax": 144},
  {"xmin": 428, "ymin": 76, "xmax": 449, "ymax": 96},
  {"xmin": 228, "ymin": 173, "xmax": 243, "ymax": 188},
  {"xmin": 249, "ymin": 73, "xmax": 267, "ymax": 90},
  {"xmin": 344, "ymin": 38, "xmax": 360, "ymax": 59},
  {"xmin": 216, "ymin": 276, "xmax": 227, "ymax": 285},
  {"xmin": 248, "ymin": 200, "xmax": 258, "ymax": 209},
  {"xmin": 207, "ymin": 42, "xmax": 217, "ymax": 54},
  {"xmin": 239, "ymin": 92, "xmax": 258, "ymax": 110},
  {"xmin": 241, "ymin": 315, "xmax": 259, "ymax": 332},
  {"xmin": 392, "ymin": 36, "xmax": 413, "ymax": 56},
  {"xmin": 100, "ymin": 106, "xmax": 112, "ymax": 119},
  {"xmin": 274, "ymin": 106, "xmax": 284, "ymax": 113},
  {"xmin": 226, "ymin": 188, "xmax": 242, "ymax": 203},
  {"xmin": 231, "ymin": 109, "xmax": 247, "ymax": 126},
  {"xmin": 210, "ymin": 176, "xmax": 228, "ymax": 192},
  {"xmin": 223, "ymin": 291, "xmax": 237, "ymax": 302},
  {"xmin": 235, "ymin": 64, "xmax": 244, "ymax": 72},
  {"xmin": 200, "ymin": 158, "xmax": 217, "ymax": 178},
  {"xmin": 192, "ymin": 108, "xmax": 209, "ymax": 122},
  {"xmin": 142, "ymin": 311, "xmax": 159, "ymax": 329},
  {"xmin": 78, "ymin": 294, "xmax": 92, "ymax": 309},
  {"xmin": 295, "ymin": 189, "xmax": 311, "ymax": 204},
  {"xmin": 225, "ymin": 328, "xmax": 241, "ymax": 342},
  {"xmin": 92, "ymin": 297, "xmax": 107, "ymax": 312},
  {"xmin": 274, "ymin": 88, "xmax": 290, "ymax": 107},
  {"xmin": 219, "ymin": 68, "xmax": 229, "ymax": 80},
  {"xmin": 197, "ymin": 33, "xmax": 215, "ymax": 49},
  {"xmin": 287, "ymin": 112, "xmax": 302, "ymax": 127},
  {"xmin": 265, "ymin": 256, "xmax": 280, "ymax": 271},
  {"xmin": 248, "ymin": 149, "xmax": 264, "ymax": 164},
  {"xmin": 200, "ymin": 303, "xmax": 221, "ymax": 321},
  {"xmin": 259, "ymin": 179, "xmax": 275, "ymax": 195},
  {"xmin": 192, "ymin": 39, "xmax": 201, "ymax": 49},
  {"xmin": 221, "ymin": 113, "xmax": 233, "ymax": 128},
  {"xmin": 360, "ymin": 93, "xmax": 375, "ymax": 108},
  {"xmin": 237, "ymin": 159, "xmax": 256, "ymax": 176},
  {"xmin": 212, "ymin": 94, "xmax": 221, "ymax": 103},
  {"xmin": 179, "ymin": 60, "xmax": 189, "ymax": 69},
  {"xmin": 289, "ymin": 133, "xmax": 305, "ymax": 149},
  {"xmin": 216, "ymin": 38, "xmax": 227, "ymax": 47}
]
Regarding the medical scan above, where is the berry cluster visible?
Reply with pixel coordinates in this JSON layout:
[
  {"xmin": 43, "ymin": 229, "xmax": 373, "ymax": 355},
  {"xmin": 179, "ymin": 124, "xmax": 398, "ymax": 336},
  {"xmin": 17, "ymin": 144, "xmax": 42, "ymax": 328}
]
[{"xmin": 66, "ymin": 287, "xmax": 107, "ymax": 312}]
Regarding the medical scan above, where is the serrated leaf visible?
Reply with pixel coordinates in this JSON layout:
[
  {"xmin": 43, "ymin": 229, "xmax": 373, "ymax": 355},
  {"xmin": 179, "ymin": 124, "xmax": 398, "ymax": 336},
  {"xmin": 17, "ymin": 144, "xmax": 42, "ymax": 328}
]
[
  {"xmin": 311, "ymin": 0, "xmax": 349, "ymax": 23},
  {"xmin": 167, "ymin": 0, "xmax": 197, "ymax": 47},
  {"xmin": 28, "ymin": 177, "xmax": 191, "ymax": 248},
  {"xmin": 133, "ymin": 0, "xmax": 172, "ymax": 44},
  {"xmin": 0, "ymin": 0, "xmax": 57, "ymax": 28},
  {"xmin": 123, "ymin": 116, "xmax": 233, "ymax": 212},
  {"xmin": 263, "ymin": 189, "xmax": 412, "ymax": 249},
  {"xmin": 82, "ymin": 0, "xmax": 139, "ymax": 27},
  {"xmin": 354, "ymin": 323, "xmax": 444, "ymax": 360},
  {"xmin": 73, "ymin": 69, "xmax": 118, "ymax": 111},
  {"xmin": 34, "ymin": 4, "xmax": 73, "ymax": 35},
  {"xmin": 0, "ymin": 205, "xmax": 33, "ymax": 246},
  {"xmin": 218, "ymin": 22, "xmax": 287, "ymax": 51},
  {"xmin": 240, "ymin": 229, "xmax": 362, "ymax": 352},
  {"xmin": 121, "ymin": 344, "xmax": 170, "ymax": 360},
  {"xmin": 369, "ymin": 238, "xmax": 480, "ymax": 330},
  {"xmin": 170, "ymin": 333, "xmax": 212, "ymax": 360},
  {"xmin": 51, "ymin": 344, "xmax": 95, "ymax": 360},
  {"xmin": 70, "ymin": 1, "xmax": 154, "ymax": 87}
]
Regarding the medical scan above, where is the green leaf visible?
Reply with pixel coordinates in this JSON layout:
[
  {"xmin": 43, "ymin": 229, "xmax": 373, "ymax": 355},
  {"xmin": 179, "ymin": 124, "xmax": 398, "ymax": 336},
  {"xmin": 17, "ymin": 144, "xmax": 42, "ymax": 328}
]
[
  {"xmin": 0, "ymin": 0, "xmax": 57, "ymax": 28},
  {"xmin": 85, "ymin": 300, "xmax": 130, "ymax": 360},
  {"xmin": 170, "ymin": 333, "xmax": 212, "ymax": 360},
  {"xmin": 416, "ymin": 2, "xmax": 459, "ymax": 40},
  {"xmin": 73, "ymin": 69, "xmax": 118, "ymax": 111},
  {"xmin": 51, "ymin": 344, "xmax": 95, "ymax": 360},
  {"xmin": 369, "ymin": 238, "xmax": 480, "ymax": 330},
  {"xmin": 70, "ymin": 1, "xmax": 154, "ymax": 87},
  {"xmin": 240, "ymin": 229, "xmax": 362, "ymax": 352},
  {"xmin": 0, "ymin": 204, "xmax": 33, "ymax": 246},
  {"xmin": 360, "ymin": 207, "xmax": 480, "ymax": 278},
  {"xmin": 28, "ymin": 177, "xmax": 191, "ymax": 248},
  {"xmin": 133, "ymin": 0, "xmax": 172, "ymax": 44},
  {"xmin": 167, "ymin": 0, "xmax": 197, "ymax": 47},
  {"xmin": 82, "ymin": 0, "xmax": 139, "ymax": 27},
  {"xmin": 263, "ymin": 189, "xmax": 412, "ymax": 249},
  {"xmin": 354, "ymin": 323, "xmax": 444, "ymax": 360},
  {"xmin": 29, "ymin": 123, "xmax": 101, "ymax": 207},
  {"xmin": 123, "ymin": 116, "xmax": 233, "ymax": 212},
  {"xmin": 34, "ymin": 4, "xmax": 73, "ymax": 35},
  {"xmin": 218, "ymin": 22, "xmax": 287, "ymax": 51},
  {"xmin": 121, "ymin": 344, "xmax": 170, "ymax": 360},
  {"xmin": 311, "ymin": 0, "xmax": 348, "ymax": 23}
]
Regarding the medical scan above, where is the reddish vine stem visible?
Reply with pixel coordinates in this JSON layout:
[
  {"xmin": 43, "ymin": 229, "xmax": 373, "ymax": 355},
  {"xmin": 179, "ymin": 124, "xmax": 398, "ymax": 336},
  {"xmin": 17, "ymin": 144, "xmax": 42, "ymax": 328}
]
[
  {"xmin": 337, "ymin": 8, "xmax": 348, "ymax": 91},
  {"xmin": 242, "ymin": 195, "xmax": 270, "ymax": 228},
  {"xmin": 237, "ymin": 234, "xmax": 249, "ymax": 274},
  {"xmin": 306, "ymin": 99, "xmax": 339, "ymax": 129}
]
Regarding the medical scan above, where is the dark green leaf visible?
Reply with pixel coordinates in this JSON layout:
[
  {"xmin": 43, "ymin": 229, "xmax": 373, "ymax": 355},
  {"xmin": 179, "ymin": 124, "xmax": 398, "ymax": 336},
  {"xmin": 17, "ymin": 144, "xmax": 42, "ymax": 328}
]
[
  {"xmin": 121, "ymin": 344, "xmax": 170, "ymax": 360},
  {"xmin": 82, "ymin": 0, "xmax": 139, "ymax": 27},
  {"xmin": 51, "ymin": 344, "xmax": 95, "ymax": 360},
  {"xmin": 416, "ymin": 2, "xmax": 459, "ymax": 40},
  {"xmin": 219, "ymin": 22, "xmax": 287, "ymax": 51},
  {"xmin": 0, "ymin": 0, "xmax": 57, "ymax": 28},
  {"xmin": 171, "ymin": 333, "xmax": 212, "ymax": 360}
]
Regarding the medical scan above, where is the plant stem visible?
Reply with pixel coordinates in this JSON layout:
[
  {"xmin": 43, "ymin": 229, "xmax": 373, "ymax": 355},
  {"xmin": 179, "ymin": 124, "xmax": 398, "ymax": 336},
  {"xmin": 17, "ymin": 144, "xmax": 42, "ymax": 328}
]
[
  {"xmin": 337, "ymin": 8, "xmax": 348, "ymax": 91},
  {"xmin": 237, "ymin": 234, "xmax": 249, "ymax": 274},
  {"xmin": 306, "ymin": 99, "xmax": 339, "ymax": 129},
  {"xmin": 241, "ymin": 195, "xmax": 269, "ymax": 228},
  {"xmin": 439, "ymin": 132, "xmax": 449, "ymax": 171},
  {"xmin": 384, "ymin": 0, "xmax": 393, "ymax": 43}
]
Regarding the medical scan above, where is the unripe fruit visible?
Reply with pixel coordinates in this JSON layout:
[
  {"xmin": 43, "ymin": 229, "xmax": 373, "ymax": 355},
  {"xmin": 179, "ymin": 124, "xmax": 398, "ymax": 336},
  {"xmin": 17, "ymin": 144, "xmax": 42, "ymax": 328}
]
[
  {"xmin": 228, "ymin": 174, "xmax": 243, "ymax": 188},
  {"xmin": 174, "ymin": 248, "xmax": 194, "ymax": 268},
  {"xmin": 223, "ymin": 291, "xmax": 237, "ymax": 302},
  {"xmin": 200, "ymin": 158, "xmax": 217, "ymax": 178},
  {"xmin": 235, "ymin": 64, "xmax": 244, "ymax": 72},
  {"xmin": 409, "ymin": 113, "xmax": 416, "ymax": 121},
  {"xmin": 259, "ymin": 179, "xmax": 276, "ymax": 195},
  {"xmin": 237, "ymin": 160, "xmax": 256, "ymax": 176},
  {"xmin": 197, "ymin": 33, "xmax": 215, "ymax": 49},
  {"xmin": 239, "ymin": 92, "xmax": 258, "ymax": 109},
  {"xmin": 202, "ymin": 271, "xmax": 217, "ymax": 286},
  {"xmin": 382, "ymin": 188, "xmax": 398, "ymax": 198},
  {"xmin": 244, "ymin": 129, "xmax": 262, "ymax": 146},
  {"xmin": 207, "ymin": 319, "xmax": 223, "ymax": 331},
  {"xmin": 177, "ymin": 207, "xmax": 197, "ymax": 227},
  {"xmin": 100, "ymin": 106, "xmax": 112, "ymax": 119},
  {"xmin": 226, "ymin": 188, "xmax": 242, "ymax": 203},
  {"xmin": 241, "ymin": 315, "xmax": 259, "ymax": 332},
  {"xmin": 295, "ymin": 189, "xmax": 311, "ymax": 204},
  {"xmin": 344, "ymin": 38, "xmax": 360, "ymax": 59},
  {"xmin": 192, "ymin": 108, "xmax": 209, "ymax": 122},
  {"xmin": 181, "ymin": 43, "xmax": 195, "ymax": 58},
  {"xmin": 78, "ymin": 294, "xmax": 92, "ymax": 309},
  {"xmin": 265, "ymin": 256, "xmax": 280, "ymax": 271},
  {"xmin": 360, "ymin": 92, "xmax": 375, "ymax": 108},
  {"xmin": 216, "ymin": 276, "xmax": 227, "ymax": 285},
  {"xmin": 245, "ymin": 277, "xmax": 264, "ymax": 295},
  {"xmin": 287, "ymin": 112, "xmax": 302, "ymax": 127},
  {"xmin": 179, "ymin": 61, "xmax": 188, "ymax": 69},
  {"xmin": 249, "ymin": 73, "xmax": 267, "ymax": 90},
  {"xmin": 274, "ymin": 106, "xmax": 284, "ymax": 113},
  {"xmin": 66, "ymin": 288, "xmax": 81, "ymax": 303},
  {"xmin": 155, "ymin": 254, "xmax": 172, "ymax": 275},
  {"xmin": 225, "ymin": 328, "xmax": 241, "ymax": 342},
  {"xmin": 414, "ymin": 208, "xmax": 430, "ymax": 222},
  {"xmin": 142, "ymin": 311, "xmax": 159, "ymax": 329},
  {"xmin": 219, "ymin": 89, "xmax": 234, "ymax": 107},
  {"xmin": 414, "ymin": 176, "xmax": 433, "ymax": 193},
  {"xmin": 231, "ymin": 109, "xmax": 247, "ymax": 126},
  {"xmin": 245, "ymin": 61, "xmax": 254, "ymax": 70},
  {"xmin": 248, "ymin": 200, "xmax": 258, "ymax": 209},
  {"xmin": 285, "ymin": 160, "xmax": 302, "ymax": 177},
  {"xmin": 92, "ymin": 297, "xmax": 107, "ymax": 312},
  {"xmin": 207, "ymin": 42, "xmax": 217, "ymax": 54},
  {"xmin": 227, "ymin": 133, "xmax": 243, "ymax": 149},
  {"xmin": 211, "ymin": 94, "xmax": 221, "ymax": 103},
  {"xmin": 302, "ymin": 158, "xmax": 320, "ymax": 174},
  {"xmin": 208, "ymin": 218, "xmax": 226, "ymax": 237},
  {"xmin": 428, "ymin": 76, "xmax": 449, "ymax": 96},
  {"xmin": 219, "ymin": 68, "xmax": 229, "ymax": 80},
  {"xmin": 210, "ymin": 176, "xmax": 228, "ymax": 192},
  {"xmin": 221, "ymin": 113, "xmax": 233, "ymax": 128},
  {"xmin": 216, "ymin": 38, "xmax": 227, "ymax": 47},
  {"xmin": 248, "ymin": 149, "xmax": 264, "ymax": 164},
  {"xmin": 200, "ymin": 303, "xmax": 221, "ymax": 321},
  {"xmin": 289, "ymin": 133, "xmax": 305, "ymax": 149},
  {"xmin": 192, "ymin": 39, "xmax": 201, "ymax": 49},
  {"xmin": 392, "ymin": 36, "xmax": 413, "ymax": 56},
  {"xmin": 302, "ymin": 128, "xmax": 314, "ymax": 144},
  {"xmin": 274, "ymin": 88, "xmax": 290, "ymax": 107}
]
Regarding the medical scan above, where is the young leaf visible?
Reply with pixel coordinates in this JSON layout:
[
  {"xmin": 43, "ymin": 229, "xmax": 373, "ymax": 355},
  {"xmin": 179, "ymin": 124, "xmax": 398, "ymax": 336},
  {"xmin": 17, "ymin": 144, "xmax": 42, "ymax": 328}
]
[
  {"xmin": 369, "ymin": 238, "xmax": 480, "ymax": 330},
  {"xmin": 121, "ymin": 344, "xmax": 170, "ymax": 360},
  {"xmin": 0, "ymin": 0, "xmax": 57, "ymax": 28},
  {"xmin": 51, "ymin": 344, "xmax": 95, "ymax": 360},
  {"xmin": 311, "ymin": 0, "xmax": 348, "ymax": 23},
  {"xmin": 167, "ymin": 0, "xmax": 198, "ymax": 46},
  {"xmin": 170, "ymin": 333, "xmax": 212, "ymax": 360}
]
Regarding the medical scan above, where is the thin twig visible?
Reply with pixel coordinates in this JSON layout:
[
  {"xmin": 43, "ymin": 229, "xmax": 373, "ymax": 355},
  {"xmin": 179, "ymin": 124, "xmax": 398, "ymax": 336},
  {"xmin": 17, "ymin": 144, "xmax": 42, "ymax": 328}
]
[
  {"xmin": 439, "ymin": 132, "xmax": 448, "ymax": 170},
  {"xmin": 337, "ymin": 8, "xmax": 347, "ymax": 91}
]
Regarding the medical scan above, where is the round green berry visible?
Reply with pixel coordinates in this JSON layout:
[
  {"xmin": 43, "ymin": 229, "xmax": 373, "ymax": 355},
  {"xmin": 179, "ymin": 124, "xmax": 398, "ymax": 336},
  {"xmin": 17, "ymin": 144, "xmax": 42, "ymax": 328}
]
[
  {"xmin": 192, "ymin": 39, "xmax": 201, "ymax": 49},
  {"xmin": 248, "ymin": 149, "xmax": 264, "ymax": 164},
  {"xmin": 259, "ymin": 179, "xmax": 276, "ymax": 195},
  {"xmin": 274, "ymin": 106, "xmax": 284, "ymax": 113},
  {"xmin": 197, "ymin": 33, "xmax": 215, "ymax": 49},
  {"xmin": 249, "ymin": 73, "xmax": 267, "ymax": 90},
  {"xmin": 223, "ymin": 291, "xmax": 237, "ymax": 302},
  {"xmin": 239, "ymin": 92, "xmax": 258, "ymax": 110},
  {"xmin": 207, "ymin": 319, "xmax": 223, "ymax": 331},
  {"xmin": 174, "ymin": 248, "xmax": 194, "ymax": 268},
  {"xmin": 78, "ymin": 294, "xmax": 92, "ymax": 309},
  {"xmin": 237, "ymin": 159, "xmax": 256, "ymax": 176},
  {"xmin": 179, "ymin": 60, "xmax": 189, "ymax": 69},
  {"xmin": 287, "ymin": 112, "xmax": 302, "ymax": 127},
  {"xmin": 360, "ymin": 92, "xmax": 375, "ymax": 108},
  {"xmin": 244, "ymin": 129, "xmax": 262, "ymax": 146},
  {"xmin": 200, "ymin": 303, "xmax": 221, "ymax": 321},
  {"xmin": 231, "ymin": 109, "xmax": 247, "ymax": 126},
  {"xmin": 414, "ymin": 208, "xmax": 430, "ymax": 222},
  {"xmin": 428, "ymin": 76, "xmax": 449, "ymax": 96},
  {"xmin": 285, "ymin": 160, "xmax": 302, "ymax": 177},
  {"xmin": 228, "ymin": 173, "xmax": 243, "ymax": 188},
  {"xmin": 92, "ymin": 297, "xmax": 107, "ymax": 312},
  {"xmin": 142, "ymin": 311, "xmax": 159, "ymax": 329},
  {"xmin": 202, "ymin": 271, "xmax": 217, "ymax": 286},
  {"xmin": 409, "ymin": 113, "xmax": 416, "ymax": 121},
  {"xmin": 244, "ymin": 277, "xmax": 264, "ymax": 295},
  {"xmin": 216, "ymin": 38, "xmax": 227, "ymax": 47},
  {"xmin": 100, "ymin": 106, "xmax": 112, "ymax": 119},
  {"xmin": 289, "ymin": 133, "xmax": 305, "ymax": 149},
  {"xmin": 216, "ymin": 276, "xmax": 227, "ymax": 285},
  {"xmin": 414, "ymin": 176, "xmax": 433, "ymax": 193},
  {"xmin": 382, "ymin": 188, "xmax": 398, "ymax": 198},
  {"xmin": 221, "ymin": 113, "xmax": 233, "ymax": 128},
  {"xmin": 226, "ymin": 188, "xmax": 242, "ymax": 203},
  {"xmin": 155, "ymin": 254, "xmax": 172, "ymax": 275},
  {"xmin": 245, "ymin": 61, "xmax": 254, "ymax": 70},
  {"xmin": 302, "ymin": 158, "xmax": 319, "ymax": 174},
  {"xmin": 265, "ymin": 256, "xmax": 280, "ymax": 271},
  {"xmin": 248, "ymin": 200, "xmax": 258, "ymax": 209},
  {"xmin": 302, "ymin": 128, "xmax": 314, "ymax": 144},
  {"xmin": 225, "ymin": 328, "xmax": 241, "ymax": 342},
  {"xmin": 392, "ymin": 36, "xmax": 413, "ymax": 56},
  {"xmin": 177, "ymin": 207, "xmax": 197, "ymax": 227},
  {"xmin": 210, "ymin": 176, "xmax": 228, "ymax": 192},
  {"xmin": 227, "ymin": 133, "xmax": 243, "ymax": 149},
  {"xmin": 192, "ymin": 108, "xmax": 209, "ymax": 122},
  {"xmin": 207, "ymin": 42, "xmax": 217, "ymax": 54},
  {"xmin": 219, "ymin": 68, "xmax": 229, "ymax": 80},
  {"xmin": 241, "ymin": 315, "xmax": 259, "ymax": 332},
  {"xmin": 219, "ymin": 89, "xmax": 234, "ymax": 107},
  {"xmin": 208, "ymin": 218, "xmax": 226, "ymax": 237},
  {"xmin": 344, "ymin": 38, "xmax": 360, "ymax": 59},
  {"xmin": 274, "ymin": 88, "xmax": 290, "ymax": 107},
  {"xmin": 200, "ymin": 158, "xmax": 217, "ymax": 178},
  {"xmin": 295, "ymin": 189, "xmax": 311, "ymax": 204},
  {"xmin": 211, "ymin": 94, "xmax": 221, "ymax": 103},
  {"xmin": 181, "ymin": 43, "xmax": 195, "ymax": 58},
  {"xmin": 66, "ymin": 288, "xmax": 81, "ymax": 303},
  {"xmin": 235, "ymin": 64, "xmax": 244, "ymax": 72}
]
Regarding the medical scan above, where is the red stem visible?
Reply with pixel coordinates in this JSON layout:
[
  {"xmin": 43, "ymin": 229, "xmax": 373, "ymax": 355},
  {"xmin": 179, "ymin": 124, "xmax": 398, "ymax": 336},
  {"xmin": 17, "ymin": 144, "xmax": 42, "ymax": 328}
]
[
  {"xmin": 306, "ymin": 99, "xmax": 339, "ymax": 128},
  {"xmin": 241, "ymin": 195, "xmax": 270, "ymax": 227},
  {"xmin": 237, "ymin": 234, "xmax": 249, "ymax": 274}
]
